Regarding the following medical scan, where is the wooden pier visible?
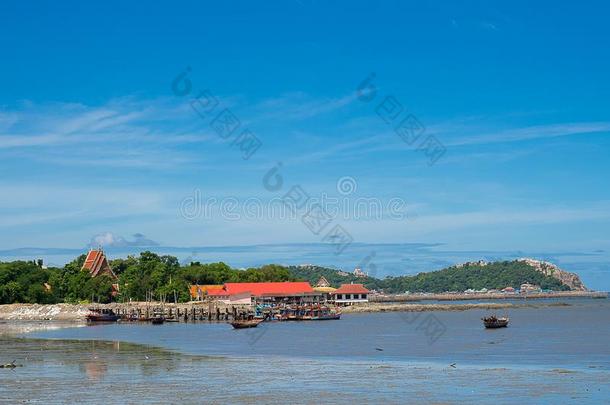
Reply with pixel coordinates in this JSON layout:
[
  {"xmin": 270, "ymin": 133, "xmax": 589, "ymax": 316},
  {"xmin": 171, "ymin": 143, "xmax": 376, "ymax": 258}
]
[{"xmin": 94, "ymin": 302, "xmax": 254, "ymax": 322}]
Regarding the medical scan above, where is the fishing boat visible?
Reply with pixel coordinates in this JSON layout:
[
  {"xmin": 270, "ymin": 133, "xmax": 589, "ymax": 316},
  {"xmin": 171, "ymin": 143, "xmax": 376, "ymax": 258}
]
[
  {"xmin": 230, "ymin": 319, "xmax": 263, "ymax": 329},
  {"xmin": 151, "ymin": 315, "xmax": 165, "ymax": 325},
  {"xmin": 310, "ymin": 305, "xmax": 341, "ymax": 320},
  {"xmin": 482, "ymin": 315, "xmax": 509, "ymax": 328},
  {"xmin": 312, "ymin": 311, "xmax": 341, "ymax": 320},
  {"xmin": 86, "ymin": 308, "xmax": 120, "ymax": 323},
  {"xmin": 275, "ymin": 305, "xmax": 341, "ymax": 321}
]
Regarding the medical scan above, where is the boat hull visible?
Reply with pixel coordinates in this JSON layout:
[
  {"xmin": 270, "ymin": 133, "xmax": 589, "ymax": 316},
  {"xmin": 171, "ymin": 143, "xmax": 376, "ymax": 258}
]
[
  {"xmin": 86, "ymin": 314, "xmax": 120, "ymax": 323},
  {"xmin": 482, "ymin": 317, "xmax": 509, "ymax": 328},
  {"xmin": 231, "ymin": 320, "xmax": 263, "ymax": 329},
  {"xmin": 312, "ymin": 314, "xmax": 341, "ymax": 320}
]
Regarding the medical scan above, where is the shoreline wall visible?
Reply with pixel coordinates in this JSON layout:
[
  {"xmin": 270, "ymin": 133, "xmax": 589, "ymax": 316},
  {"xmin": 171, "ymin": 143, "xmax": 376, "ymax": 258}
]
[{"xmin": 370, "ymin": 291, "xmax": 607, "ymax": 303}]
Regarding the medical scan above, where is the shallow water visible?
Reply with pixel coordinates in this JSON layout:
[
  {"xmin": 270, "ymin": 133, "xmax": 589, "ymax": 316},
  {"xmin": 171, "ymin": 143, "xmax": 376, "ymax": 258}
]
[{"xmin": 1, "ymin": 299, "xmax": 609, "ymax": 404}]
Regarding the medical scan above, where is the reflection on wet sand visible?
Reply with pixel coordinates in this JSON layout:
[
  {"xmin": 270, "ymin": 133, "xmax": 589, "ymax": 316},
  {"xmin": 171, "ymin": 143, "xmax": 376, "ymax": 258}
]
[{"xmin": 1, "ymin": 336, "xmax": 609, "ymax": 404}]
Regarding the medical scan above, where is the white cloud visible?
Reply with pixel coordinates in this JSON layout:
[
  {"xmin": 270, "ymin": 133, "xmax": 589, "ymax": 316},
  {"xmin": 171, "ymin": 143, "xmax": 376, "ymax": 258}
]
[{"xmin": 89, "ymin": 232, "xmax": 159, "ymax": 248}]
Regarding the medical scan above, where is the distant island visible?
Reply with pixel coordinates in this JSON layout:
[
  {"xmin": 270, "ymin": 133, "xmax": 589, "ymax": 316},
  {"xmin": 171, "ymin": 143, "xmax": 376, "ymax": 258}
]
[
  {"xmin": 290, "ymin": 258, "xmax": 587, "ymax": 294},
  {"xmin": 0, "ymin": 251, "xmax": 591, "ymax": 305}
]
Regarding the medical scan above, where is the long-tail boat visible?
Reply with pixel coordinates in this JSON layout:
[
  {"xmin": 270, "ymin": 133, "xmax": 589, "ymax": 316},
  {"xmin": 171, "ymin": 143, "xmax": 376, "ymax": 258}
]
[
  {"xmin": 86, "ymin": 308, "xmax": 120, "ymax": 323},
  {"xmin": 312, "ymin": 309, "xmax": 341, "ymax": 320},
  {"xmin": 230, "ymin": 319, "xmax": 263, "ymax": 329},
  {"xmin": 307, "ymin": 305, "xmax": 341, "ymax": 320},
  {"xmin": 151, "ymin": 314, "xmax": 165, "ymax": 325},
  {"xmin": 482, "ymin": 315, "xmax": 509, "ymax": 328}
]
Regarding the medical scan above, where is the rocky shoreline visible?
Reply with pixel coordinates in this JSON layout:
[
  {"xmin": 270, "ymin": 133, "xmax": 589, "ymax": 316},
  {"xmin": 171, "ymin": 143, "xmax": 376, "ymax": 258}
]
[
  {"xmin": 0, "ymin": 303, "xmax": 90, "ymax": 321},
  {"xmin": 342, "ymin": 302, "xmax": 517, "ymax": 313},
  {"xmin": 340, "ymin": 301, "xmax": 577, "ymax": 313},
  {"xmin": 370, "ymin": 290, "xmax": 607, "ymax": 303}
]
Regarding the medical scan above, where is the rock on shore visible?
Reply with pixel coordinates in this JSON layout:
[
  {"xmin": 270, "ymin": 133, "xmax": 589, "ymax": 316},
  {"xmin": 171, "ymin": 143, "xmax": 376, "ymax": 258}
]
[
  {"xmin": 517, "ymin": 258, "xmax": 587, "ymax": 291},
  {"xmin": 0, "ymin": 303, "xmax": 90, "ymax": 321}
]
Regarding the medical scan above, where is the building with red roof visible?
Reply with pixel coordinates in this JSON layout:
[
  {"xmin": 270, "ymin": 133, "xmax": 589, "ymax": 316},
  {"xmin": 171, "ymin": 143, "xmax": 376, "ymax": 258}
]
[
  {"xmin": 188, "ymin": 281, "xmax": 319, "ymax": 305},
  {"xmin": 82, "ymin": 249, "xmax": 117, "ymax": 279},
  {"xmin": 332, "ymin": 283, "xmax": 370, "ymax": 305},
  {"xmin": 224, "ymin": 282, "xmax": 315, "ymax": 297},
  {"xmin": 189, "ymin": 285, "xmax": 225, "ymax": 300}
]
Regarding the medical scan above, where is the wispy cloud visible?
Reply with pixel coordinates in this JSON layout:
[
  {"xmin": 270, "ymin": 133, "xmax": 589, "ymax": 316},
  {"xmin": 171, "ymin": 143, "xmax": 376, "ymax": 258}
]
[
  {"xmin": 436, "ymin": 121, "xmax": 610, "ymax": 147},
  {"xmin": 480, "ymin": 21, "xmax": 498, "ymax": 31},
  {"xmin": 416, "ymin": 204, "xmax": 610, "ymax": 231},
  {"xmin": 0, "ymin": 97, "xmax": 205, "ymax": 148},
  {"xmin": 249, "ymin": 91, "xmax": 358, "ymax": 121},
  {"xmin": 0, "ymin": 183, "xmax": 171, "ymax": 228},
  {"xmin": 0, "ymin": 98, "xmax": 226, "ymax": 171}
]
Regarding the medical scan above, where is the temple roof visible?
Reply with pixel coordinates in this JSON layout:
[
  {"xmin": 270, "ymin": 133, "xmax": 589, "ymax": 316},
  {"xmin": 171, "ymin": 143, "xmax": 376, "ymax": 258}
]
[
  {"xmin": 82, "ymin": 249, "xmax": 116, "ymax": 279},
  {"xmin": 315, "ymin": 276, "xmax": 331, "ymax": 288}
]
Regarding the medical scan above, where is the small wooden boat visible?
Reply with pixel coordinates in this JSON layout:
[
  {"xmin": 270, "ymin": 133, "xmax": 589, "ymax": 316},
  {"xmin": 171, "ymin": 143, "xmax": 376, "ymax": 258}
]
[
  {"xmin": 311, "ymin": 306, "xmax": 341, "ymax": 320},
  {"xmin": 86, "ymin": 308, "xmax": 120, "ymax": 323},
  {"xmin": 482, "ymin": 315, "xmax": 509, "ymax": 328},
  {"xmin": 313, "ymin": 312, "xmax": 341, "ymax": 320},
  {"xmin": 230, "ymin": 319, "xmax": 263, "ymax": 329},
  {"xmin": 0, "ymin": 361, "xmax": 22, "ymax": 369},
  {"xmin": 151, "ymin": 315, "xmax": 165, "ymax": 325}
]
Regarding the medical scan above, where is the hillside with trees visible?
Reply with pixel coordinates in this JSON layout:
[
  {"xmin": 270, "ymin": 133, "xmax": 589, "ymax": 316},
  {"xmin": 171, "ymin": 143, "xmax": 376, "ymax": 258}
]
[
  {"xmin": 289, "ymin": 261, "xmax": 573, "ymax": 293},
  {"xmin": 376, "ymin": 261, "xmax": 571, "ymax": 293}
]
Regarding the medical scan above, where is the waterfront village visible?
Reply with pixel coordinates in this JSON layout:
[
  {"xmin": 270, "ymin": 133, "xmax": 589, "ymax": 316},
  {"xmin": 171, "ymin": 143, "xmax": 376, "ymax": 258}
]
[
  {"xmin": 4, "ymin": 248, "xmax": 604, "ymax": 326},
  {"xmin": 83, "ymin": 249, "xmax": 371, "ymax": 305},
  {"xmin": 79, "ymin": 249, "xmax": 369, "ymax": 325},
  {"xmin": 82, "ymin": 249, "xmax": 546, "ymax": 307},
  {"xmin": 74, "ymin": 249, "xmax": 566, "ymax": 325}
]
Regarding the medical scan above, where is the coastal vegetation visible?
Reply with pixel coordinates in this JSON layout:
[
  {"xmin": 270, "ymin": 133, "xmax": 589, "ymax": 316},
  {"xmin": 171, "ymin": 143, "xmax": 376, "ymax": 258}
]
[
  {"xmin": 0, "ymin": 252, "xmax": 296, "ymax": 304},
  {"xmin": 0, "ymin": 259, "xmax": 116, "ymax": 304},
  {"xmin": 377, "ymin": 261, "xmax": 570, "ymax": 293},
  {"xmin": 0, "ymin": 253, "xmax": 573, "ymax": 305}
]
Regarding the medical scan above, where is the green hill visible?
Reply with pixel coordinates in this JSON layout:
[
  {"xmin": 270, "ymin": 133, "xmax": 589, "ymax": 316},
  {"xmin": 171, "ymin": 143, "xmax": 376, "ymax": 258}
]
[{"xmin": 288, "ymin": 260, "xmax": 573, "ymax": 293}]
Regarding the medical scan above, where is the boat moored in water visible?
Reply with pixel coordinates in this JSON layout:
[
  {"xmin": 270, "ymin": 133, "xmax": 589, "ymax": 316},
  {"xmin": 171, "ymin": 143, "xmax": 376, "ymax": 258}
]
[
  {"xmin": 86, "ymin": 308, "xmax": 120, "ymax": 323},
  {"xmin": 231, "ymin": 319, "xmax": 263, "ymax": 329},
  {"xmin": 482, "ymin": 315, "xmax": 509, "ymax": 328},
  {"xmin": 151, "ymin": 315, "xmax": 165, "ymax": 325},
  {"xmin": 276, "ymin": 305, "xmax": 341, "ymax": 321}
]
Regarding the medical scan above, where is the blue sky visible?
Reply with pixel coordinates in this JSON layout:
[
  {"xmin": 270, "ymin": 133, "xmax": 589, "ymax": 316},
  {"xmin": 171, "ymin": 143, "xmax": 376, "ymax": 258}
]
[{"xmin": 1, "ymin": 1, "xmax": 609, "ymax": 287}]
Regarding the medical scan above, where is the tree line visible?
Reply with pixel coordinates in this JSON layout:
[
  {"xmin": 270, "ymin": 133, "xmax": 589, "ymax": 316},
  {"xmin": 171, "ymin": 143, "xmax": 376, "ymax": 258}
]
[
  {"xmin": 0, "ymin": 251, "xmax": 294, "ymax": 305},
  {"xmin": 0, "ymin": 254, "xmax": 571, "ymax": 305}
]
